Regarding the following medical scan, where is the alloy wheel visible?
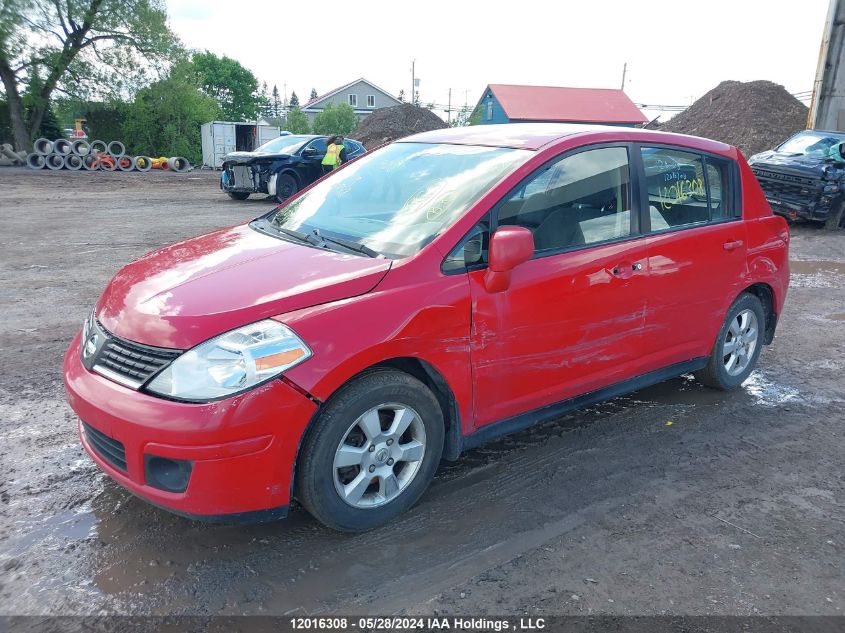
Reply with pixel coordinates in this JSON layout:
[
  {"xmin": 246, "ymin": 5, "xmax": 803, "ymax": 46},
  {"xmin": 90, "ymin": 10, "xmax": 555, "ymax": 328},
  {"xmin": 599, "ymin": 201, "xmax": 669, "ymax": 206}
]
[
  {"xmin": 332, "ymin": 403, "xmax": 427, "ymax": 509},
  {"xmin": 723, "ymin": 309, "xmax": 759, "ymax": 376}
]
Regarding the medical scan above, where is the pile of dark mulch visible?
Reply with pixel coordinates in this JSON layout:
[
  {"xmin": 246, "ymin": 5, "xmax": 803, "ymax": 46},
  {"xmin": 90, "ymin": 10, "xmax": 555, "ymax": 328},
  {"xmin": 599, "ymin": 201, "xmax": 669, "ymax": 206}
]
[
  {"xmin": 661, "ymin": 80, "xmax": 808, "ymax": 157},
  {"xmin": 351, "ymin": 104, "xmax": 447, "ymax": 149}
]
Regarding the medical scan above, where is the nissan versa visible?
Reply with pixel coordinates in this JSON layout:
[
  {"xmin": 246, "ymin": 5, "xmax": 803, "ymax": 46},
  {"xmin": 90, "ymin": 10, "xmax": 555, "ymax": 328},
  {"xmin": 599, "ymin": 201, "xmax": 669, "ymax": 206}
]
[{"xmin": 64, "ymin": 124, "xmax": 789, "ymax": 532}]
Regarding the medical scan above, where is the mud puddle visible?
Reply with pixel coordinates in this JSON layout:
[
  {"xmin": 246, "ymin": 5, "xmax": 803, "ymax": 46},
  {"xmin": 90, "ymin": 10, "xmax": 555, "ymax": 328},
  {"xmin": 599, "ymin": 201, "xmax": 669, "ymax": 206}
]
[{"xmin": 789, "ymin": 259, "xmax": 845, "ymax": 288}]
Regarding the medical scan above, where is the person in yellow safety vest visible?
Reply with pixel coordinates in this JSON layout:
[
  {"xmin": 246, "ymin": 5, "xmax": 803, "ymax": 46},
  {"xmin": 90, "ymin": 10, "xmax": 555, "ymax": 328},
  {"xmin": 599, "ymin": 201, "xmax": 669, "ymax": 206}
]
[{"xmin": 321, "ymin": 135, "xmax": 347, "ymax": 175}]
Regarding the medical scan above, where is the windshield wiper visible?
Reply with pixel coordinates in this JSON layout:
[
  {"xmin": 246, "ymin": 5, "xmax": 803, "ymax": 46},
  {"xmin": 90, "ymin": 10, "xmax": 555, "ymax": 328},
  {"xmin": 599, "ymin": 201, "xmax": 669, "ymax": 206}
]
[
  {"xmin": 272, "ymin": 225, "xmax": 323, "ymax": 247},
  {"xmin": 313, "ymin": 230, "xmax": 380, "ymax": 258}
]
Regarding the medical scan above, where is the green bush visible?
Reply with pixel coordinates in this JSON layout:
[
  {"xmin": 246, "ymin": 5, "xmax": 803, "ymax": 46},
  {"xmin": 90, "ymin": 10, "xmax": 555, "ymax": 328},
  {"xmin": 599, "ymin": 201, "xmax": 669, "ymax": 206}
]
[
  {"xmin": 312, "ymin": 103, "xmax": 359, "ymax": 136},
  {"xmin": 123, "ymin": 63, "xmax": 220, "ymax": 164}
]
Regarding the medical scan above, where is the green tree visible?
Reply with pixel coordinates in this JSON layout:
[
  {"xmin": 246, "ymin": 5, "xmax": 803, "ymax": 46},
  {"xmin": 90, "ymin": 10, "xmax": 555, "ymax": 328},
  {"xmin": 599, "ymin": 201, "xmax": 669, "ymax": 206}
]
[
  {"xmin": 289, "ymin": 91, "xmax": 300, "ymax": 109},
  {"xmin": 191, "ymin": 51, "xmax": 262, "ymax": 121},
  {"xmin": 0, "ymin": 0, "xmax": 176, "ymax": 150},
  {"xmin": 310, "ymin": 87, "xmax": 318, "ymax": 100},
  {"xmin": 285, "ymin": 107, "xmax": 309, "ymax": 134},
  {"xmin": 312, "ymin": 103, "xmax": 358, "ymax": 136},
  {"xmin": 468, "ymin": 105, "xmax": 482, "ymax": 126},
  {"xmin": 269, "ymin": 84, "xmax": 281, "ymax": 118},
  {"xmin": 123, "ymin": 62, "xmax": 220, "ymax": 164}
]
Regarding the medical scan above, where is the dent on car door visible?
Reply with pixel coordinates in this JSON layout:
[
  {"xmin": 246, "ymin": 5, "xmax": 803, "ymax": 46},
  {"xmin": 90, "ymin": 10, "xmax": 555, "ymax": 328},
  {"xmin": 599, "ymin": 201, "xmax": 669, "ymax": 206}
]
[
  {"xmin": 466, "ymin": 145, "xmax": 650, "ymax": 427},
  {"xmin": 638, "ymin": 146, "xmax": 747, "ymax": 371}
]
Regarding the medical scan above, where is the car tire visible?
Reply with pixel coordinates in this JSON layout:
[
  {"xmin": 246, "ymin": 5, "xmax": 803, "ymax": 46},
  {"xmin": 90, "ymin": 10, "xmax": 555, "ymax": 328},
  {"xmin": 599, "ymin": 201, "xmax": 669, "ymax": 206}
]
[
  {"xmin": 296, "ymin": 369, "xmax": 444, "ymax": 532},
  {"xmin": 694, "ymin": 293, "xmax": 765, "ymax": 391},
  {"xmin": 824, "ymin": 201, "xmax": 845, "ymax": 230},
  {"xmin": 227, "ymin": 192, "xmax": 250, "ymax": 200},
  {"xmin": 275, "ymin": 173, "xmax": 298, "ymax": 203}
]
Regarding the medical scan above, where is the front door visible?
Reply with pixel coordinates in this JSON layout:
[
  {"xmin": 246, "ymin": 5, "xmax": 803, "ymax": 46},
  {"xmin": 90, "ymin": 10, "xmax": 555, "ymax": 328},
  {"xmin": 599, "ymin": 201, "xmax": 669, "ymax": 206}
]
[{"xmin": 468, "ymin": 145, "xmax": 650, "ymax": 427}]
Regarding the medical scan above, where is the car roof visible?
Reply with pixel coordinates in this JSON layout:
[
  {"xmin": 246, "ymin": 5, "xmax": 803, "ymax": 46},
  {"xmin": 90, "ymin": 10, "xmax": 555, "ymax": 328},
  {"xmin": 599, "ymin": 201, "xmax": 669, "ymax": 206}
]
[{"xmin": 400, "ymin": 123, "xmax": 735, "ymax": 155}]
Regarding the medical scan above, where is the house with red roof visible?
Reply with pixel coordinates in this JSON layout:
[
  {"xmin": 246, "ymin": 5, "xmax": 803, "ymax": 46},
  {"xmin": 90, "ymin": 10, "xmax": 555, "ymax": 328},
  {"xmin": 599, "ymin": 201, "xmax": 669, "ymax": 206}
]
[{"xmin": 476, "ymin": 84, "xmax": 647, "ymax": 126}]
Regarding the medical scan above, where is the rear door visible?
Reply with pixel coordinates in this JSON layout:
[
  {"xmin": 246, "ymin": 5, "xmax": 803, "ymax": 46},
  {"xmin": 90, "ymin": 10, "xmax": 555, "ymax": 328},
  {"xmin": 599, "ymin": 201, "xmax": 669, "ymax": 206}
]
[
  {"xmin": 636, "ymin": 145, "xmax": 747, "ymax": 371},
  {"xmin": 467, "ymin": 145, "xmax": 651, "ymax": 426}
]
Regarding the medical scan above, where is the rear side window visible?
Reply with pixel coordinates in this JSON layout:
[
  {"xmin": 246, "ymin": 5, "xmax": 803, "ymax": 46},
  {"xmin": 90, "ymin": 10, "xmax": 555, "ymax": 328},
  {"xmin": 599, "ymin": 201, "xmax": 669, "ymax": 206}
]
[
  {"xmin": 498, "ymin": 146, "xmax": 632, "ymax": 253},
  {"xmin": 641, "ymin": 147, "xmax": 733, "ymax": 229}
]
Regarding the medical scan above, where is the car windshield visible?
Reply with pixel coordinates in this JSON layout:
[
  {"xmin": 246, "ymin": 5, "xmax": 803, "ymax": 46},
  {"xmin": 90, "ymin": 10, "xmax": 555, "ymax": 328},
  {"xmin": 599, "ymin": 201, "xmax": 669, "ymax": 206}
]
[
  {"xmin": 254, "ymin": 135, "xmax": 312, "ymax": 155},
  {"xmin": 263, "ymin": 142, "xmax": 529, "ymax": 258},
  {"xmin": 777, "ymin": 131, "xmax": 845, "ymax": 158}
]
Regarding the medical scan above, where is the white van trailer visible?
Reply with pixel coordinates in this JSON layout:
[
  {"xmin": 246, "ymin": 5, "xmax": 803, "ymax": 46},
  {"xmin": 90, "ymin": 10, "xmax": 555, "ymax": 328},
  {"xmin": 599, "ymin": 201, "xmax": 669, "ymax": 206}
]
[{"xmin": 201, "ymin": 121, "xmax": 282, "ymax": 168}]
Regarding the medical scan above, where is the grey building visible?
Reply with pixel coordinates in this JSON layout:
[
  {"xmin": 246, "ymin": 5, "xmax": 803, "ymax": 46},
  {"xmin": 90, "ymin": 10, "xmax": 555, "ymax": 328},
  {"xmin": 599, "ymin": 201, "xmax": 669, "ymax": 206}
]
[{"xmin": 302, "ymin": 78, "xmax": 402, "ymax": 126}]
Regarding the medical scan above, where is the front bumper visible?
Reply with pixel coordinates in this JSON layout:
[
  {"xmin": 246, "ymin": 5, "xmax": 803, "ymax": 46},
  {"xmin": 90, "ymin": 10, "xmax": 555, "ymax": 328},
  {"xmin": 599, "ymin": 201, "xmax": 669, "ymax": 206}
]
[
  {"xmin": 63, "ymin": 333, "xmax": 318, "ymax": 520},
  {"xmin": 766, "ymin": 197, "xmax": 832, "ymax": 222}
]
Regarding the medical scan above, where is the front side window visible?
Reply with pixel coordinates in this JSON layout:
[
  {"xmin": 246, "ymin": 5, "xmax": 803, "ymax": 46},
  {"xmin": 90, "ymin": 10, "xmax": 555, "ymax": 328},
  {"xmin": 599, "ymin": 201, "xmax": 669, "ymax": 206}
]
[
  {"xmin": 306, "ymin": 137, "xmax": 327, "ymax": 153},
  {"xmin": 641, "ymin": 147, "xmax": 726, "ymax": 229},
  {"xmin": 263, "ymin": 143, "xmax": 529, "ymax": 258},
  {"xmin": 348, "ymin": 94, "xmax": 358, "ymax": 107},
  {"xmin": 498, "ymin": 147, "xmax": 632, "ymax": 253}
]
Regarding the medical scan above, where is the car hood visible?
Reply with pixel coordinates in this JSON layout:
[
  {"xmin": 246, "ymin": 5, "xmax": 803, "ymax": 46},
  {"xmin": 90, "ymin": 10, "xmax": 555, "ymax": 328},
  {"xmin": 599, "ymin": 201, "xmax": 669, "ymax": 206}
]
[
  {"xmin": 224, "ymin": 151, "xmax": 292, "ymax": 164},
  {"xmin": 96, "ymin": 224, "xmax": 392, "ymax": 349},
  {"xmin": 749, "ymin": 151, "xmax": 830, "ymax": 177}
]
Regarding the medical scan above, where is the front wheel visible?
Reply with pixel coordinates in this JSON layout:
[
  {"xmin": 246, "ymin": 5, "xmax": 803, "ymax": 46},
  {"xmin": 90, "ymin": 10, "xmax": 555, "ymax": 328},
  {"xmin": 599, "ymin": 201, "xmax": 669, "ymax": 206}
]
[
  {"xmin": 227, "ymin": 191, "xmax": 250, "ymax": 200},
  {"xmin": 274, "ymin": 173, "xmax": 298, "ymax": 203},
  {"xmin": 694, "ymin": 293, "xmax": 765, "ymax": 390},
  {"xmin": 296, "ymin": 370, "xmax": 444, "ymax": 532}
]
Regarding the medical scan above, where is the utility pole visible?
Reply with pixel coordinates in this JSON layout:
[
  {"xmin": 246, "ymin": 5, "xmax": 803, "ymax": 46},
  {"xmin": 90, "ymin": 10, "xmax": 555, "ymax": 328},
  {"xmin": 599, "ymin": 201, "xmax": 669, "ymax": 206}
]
[
  {"xmin": 447, "ymin": 88, "xmax": 452, "ymax": 124},
  {"xmin": 411, "ymin": 60, "xmax": 415, "ymax": 105},
  {"xmin": 621, "ymin": 62, "xmax": 627, "ymax": 90},
  {"xmin": 808, "ymin": 0, "xmax": 844, "ymax": 130}
]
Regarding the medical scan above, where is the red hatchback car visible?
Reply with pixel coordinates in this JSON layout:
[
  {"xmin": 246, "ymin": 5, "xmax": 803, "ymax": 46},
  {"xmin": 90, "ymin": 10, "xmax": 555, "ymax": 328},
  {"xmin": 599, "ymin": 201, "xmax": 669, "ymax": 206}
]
[{"xmin": 64, "ymin": 124, "xmax": 789, "ymax": 531}]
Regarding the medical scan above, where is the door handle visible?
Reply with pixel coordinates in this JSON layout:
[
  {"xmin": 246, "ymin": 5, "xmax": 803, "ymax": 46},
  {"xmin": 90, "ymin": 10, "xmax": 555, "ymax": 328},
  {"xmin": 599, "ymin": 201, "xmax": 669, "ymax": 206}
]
[
  {"xmin": 723, "ymin": 239, "xmax": 744, "ymax": 251},
  {"xmin": 610, "ymin": 261, "xmax": 642, "ymax": 279}
]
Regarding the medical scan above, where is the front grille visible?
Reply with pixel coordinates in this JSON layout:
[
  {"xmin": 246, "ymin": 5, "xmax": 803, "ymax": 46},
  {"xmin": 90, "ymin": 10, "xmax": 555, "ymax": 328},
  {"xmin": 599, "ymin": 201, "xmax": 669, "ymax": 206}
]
[
  {"xmin": 83, "ymin": 422, "xmax": 127, "ymax": 472},
  {"xmin": 752, "ymin": 169, "xmax": 821, "ymax": 204},
  {"xmin": 89, "ymin": 320, "xmax": 181, "ymax": 388}
]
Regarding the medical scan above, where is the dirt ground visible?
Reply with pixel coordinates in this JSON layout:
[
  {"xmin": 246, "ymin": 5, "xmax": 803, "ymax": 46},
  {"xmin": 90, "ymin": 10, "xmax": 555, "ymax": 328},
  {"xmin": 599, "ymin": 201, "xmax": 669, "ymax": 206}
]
[{"xmin": 0, "ymin": 168, "xmax": 843, "ymax": 617}]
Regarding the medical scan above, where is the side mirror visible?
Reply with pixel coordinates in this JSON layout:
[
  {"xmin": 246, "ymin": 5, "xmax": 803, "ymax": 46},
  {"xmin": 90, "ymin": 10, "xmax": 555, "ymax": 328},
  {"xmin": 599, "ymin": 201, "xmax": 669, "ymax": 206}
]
[
  {"xmin": 484, "ymin": 226, "xmax": 534, "ymax": 293},
  {"xmin": 302, "ymin": 147, "xmax": 317, "ymax": 156}
]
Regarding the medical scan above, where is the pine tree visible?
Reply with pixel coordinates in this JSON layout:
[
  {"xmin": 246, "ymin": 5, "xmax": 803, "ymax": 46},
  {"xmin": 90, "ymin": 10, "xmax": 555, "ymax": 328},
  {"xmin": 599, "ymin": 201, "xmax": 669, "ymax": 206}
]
[
  {"xmin": 271, "ymin": 85, "xmax": 282, "ymax": 119},
  {"xmin": 289, "ymin": 91, "xmax": 299, "ymax": 109}
]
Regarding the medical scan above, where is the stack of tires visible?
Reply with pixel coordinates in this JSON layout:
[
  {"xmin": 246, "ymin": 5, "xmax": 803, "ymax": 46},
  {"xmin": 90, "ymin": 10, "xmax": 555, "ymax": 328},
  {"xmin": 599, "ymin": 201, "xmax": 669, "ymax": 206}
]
[{"xmin": 25, "ymin": 138, "xmax": 191, "ymax": 173}]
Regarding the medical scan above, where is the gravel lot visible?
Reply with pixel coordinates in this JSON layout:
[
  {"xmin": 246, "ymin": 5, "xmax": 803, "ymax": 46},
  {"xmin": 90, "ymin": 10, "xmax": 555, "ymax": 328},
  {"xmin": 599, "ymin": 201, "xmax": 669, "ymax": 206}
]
[{"xmin": 0, "ymin": 168, "xmax": 843, "ymax": 616}]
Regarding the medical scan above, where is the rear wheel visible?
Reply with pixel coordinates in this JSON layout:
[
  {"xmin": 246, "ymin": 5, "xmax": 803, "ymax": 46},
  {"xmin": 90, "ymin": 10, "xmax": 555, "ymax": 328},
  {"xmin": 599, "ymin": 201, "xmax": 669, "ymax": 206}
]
[
  {"xmin": 694, "ymin": 293, "xmax": 765, "ymax": 390},
  {"xmin": 227, "ymin": 191, "xmax": 250, "ymax": 200},
  {"xmin": 296, "ymin": 370, "xmax": 444, "ymax": 532},
  {"xmin": 275, "ymin": 173, "xmax": 298, "ymax": 203}
]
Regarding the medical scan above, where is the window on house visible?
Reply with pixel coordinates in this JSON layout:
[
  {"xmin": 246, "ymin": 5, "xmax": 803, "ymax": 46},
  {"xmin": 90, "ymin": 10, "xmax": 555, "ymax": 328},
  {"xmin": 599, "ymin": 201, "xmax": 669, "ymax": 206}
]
[
  {"xmin": 348, "ymin": 94, "xmax": 357, "ymax": 107},
  {"xmin": 367, "ymin": 95, "xmax": 375, "ymax": 108},
  {"xmin": 486, "ymin": 100, "xmax": 493, "ymax": 121},
  {"xmin": 498, "ymin": 147, "xmax": 632, "ymax": 253}
]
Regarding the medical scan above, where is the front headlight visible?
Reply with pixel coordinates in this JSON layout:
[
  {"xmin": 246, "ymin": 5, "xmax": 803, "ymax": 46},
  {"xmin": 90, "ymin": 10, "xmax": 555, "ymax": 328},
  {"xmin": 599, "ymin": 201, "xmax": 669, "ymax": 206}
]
[{"xmin": 146, "ymin": 319, "xmax": 311, "ymax": 402}]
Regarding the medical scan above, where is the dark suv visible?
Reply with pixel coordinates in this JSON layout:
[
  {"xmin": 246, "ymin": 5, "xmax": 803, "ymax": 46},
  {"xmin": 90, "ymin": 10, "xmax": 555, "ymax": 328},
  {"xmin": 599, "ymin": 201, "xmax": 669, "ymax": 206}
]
[
  {"xmin": 220, "ymin": 135, "xmax": 366, "ymax": 203},
  {"xmin": 748, "ymin": 130, "xmax": 845, "ymax": 229}
]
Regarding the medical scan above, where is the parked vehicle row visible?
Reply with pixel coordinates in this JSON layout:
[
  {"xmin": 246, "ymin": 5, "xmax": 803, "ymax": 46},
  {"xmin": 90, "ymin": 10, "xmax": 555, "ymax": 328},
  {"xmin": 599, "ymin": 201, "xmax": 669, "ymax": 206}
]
[{"xmin": 65, "ymin": 124, "xmax": 789, "ymax": 531}]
